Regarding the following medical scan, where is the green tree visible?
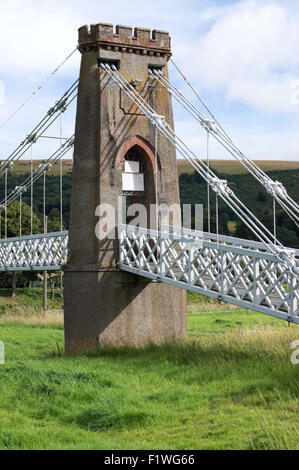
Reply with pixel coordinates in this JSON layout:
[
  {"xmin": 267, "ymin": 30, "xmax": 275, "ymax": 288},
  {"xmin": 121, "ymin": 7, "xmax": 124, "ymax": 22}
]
[
  {"xmin": 0, "ymin": 201, "xmax": 41, "ymax": 296},
  {"xmin": 0, "ymin": 200, "xmax": 41, "ymax": 238},
  {"xmin": 257, "ymin": 190, "xmax": 267, "ymax": 202}
]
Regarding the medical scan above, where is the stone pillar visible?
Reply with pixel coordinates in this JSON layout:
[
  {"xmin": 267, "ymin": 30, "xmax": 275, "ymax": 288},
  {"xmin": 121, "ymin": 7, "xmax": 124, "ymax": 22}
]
[{"xmin": 64, "ymin": 23, "xmax": 187, "ymax": 351}]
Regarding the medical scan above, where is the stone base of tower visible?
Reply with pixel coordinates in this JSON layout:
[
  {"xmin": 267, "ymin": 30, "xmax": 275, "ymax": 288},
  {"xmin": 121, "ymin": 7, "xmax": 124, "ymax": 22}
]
[{"xmin": 64, "ymin": 270, "xmax": 187, "ymax": 352}]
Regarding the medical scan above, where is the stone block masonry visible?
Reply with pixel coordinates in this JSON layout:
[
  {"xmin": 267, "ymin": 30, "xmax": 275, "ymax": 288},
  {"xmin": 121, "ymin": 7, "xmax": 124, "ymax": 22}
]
[
  {"xmin": 64, "ymin": 22, "xmax": 186, "ymax": 351},
  {"xmin": 78, "ymin": 23, "xmax": 171, "ymax": 57}
]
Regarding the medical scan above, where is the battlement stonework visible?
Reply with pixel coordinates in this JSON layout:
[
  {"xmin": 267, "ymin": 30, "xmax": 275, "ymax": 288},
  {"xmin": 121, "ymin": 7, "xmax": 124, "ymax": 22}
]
[{"xmin": 78, "ymin": 23, "xmax": 171, "ymax": 57}]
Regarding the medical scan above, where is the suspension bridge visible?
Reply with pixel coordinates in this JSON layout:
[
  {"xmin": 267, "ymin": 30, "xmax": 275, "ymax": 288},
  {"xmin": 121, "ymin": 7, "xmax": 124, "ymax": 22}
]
[{"xmin": 0, "ymin": 23, "xmax": 298, "ymax": 349}]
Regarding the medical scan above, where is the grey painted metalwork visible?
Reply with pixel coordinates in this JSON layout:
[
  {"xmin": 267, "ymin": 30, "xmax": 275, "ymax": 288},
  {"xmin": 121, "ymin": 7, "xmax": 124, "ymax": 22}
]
[
  {"xmin": 119, "ymin": 224, "xmax": 299, "ymax": 324},
  {"xmin": 101, "ymin": 63, "xmax": 298, "ymax": 268},
  {"xmin": 0, "ymin": 226, "xmax": 298, "ymax": 325},
  {"xmin": 150, "ymin": 67, "xmax": 299, "ymax": 228},
  {"xmin": 0, "ymin": 232, "xmax": 68, "ymax": 271}
]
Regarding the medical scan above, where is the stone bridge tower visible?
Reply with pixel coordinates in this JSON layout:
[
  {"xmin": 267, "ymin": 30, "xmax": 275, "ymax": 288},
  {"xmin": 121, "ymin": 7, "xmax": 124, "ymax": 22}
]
[{"xmin": 64, "ymin": 23, "xmax": 187, "ymax": 351}]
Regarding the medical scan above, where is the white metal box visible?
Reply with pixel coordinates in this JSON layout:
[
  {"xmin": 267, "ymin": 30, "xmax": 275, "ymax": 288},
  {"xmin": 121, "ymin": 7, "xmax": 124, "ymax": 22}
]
[
  {"xmin": 122, "ymin": 173, "xmax": 144, "ymax": 192},
  {"xmin": 124, "ymin": 161, "xmax": 140, "ymax": 173}
]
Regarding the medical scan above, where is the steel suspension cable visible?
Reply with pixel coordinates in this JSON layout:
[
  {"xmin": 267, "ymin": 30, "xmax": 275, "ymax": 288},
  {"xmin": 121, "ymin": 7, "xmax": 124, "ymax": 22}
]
[
  {"xmin": 30, "ymin": 144, "xmax": 33, "ymax": 236},
  {"xmin": 0, "ymin": 81, "xmax": 78, "ymax": 177},
  {"xmin": 106, "ymin": 65, "xmax": 279, "ymax": 244},
  {"xmin": 0, "ymin": 48, "xmax": 78, "ymax": 130},
  {"xmin": 43, "ymin": 172, "xmax": 46, "ymax": 234},
  {"xmin": 100, "ymin": 64, "xmax": 299, "ymax": 269},
  {"xmin": 19, "ymin": 192, "xmax": 22, "ymax": 237},
  {"xmin": 216, "ymin": 195, "xmax": 219, "ymax": 247},
  {"xmin": 60, "ymin": 112, "xmax": 63, "ymax": 232},
  {"xmin": 155, "ymin": 124, "xmax": 159, "ymax": 230},
  {"xmin": 162, "ymin": 67, "xmax": 275, "ymax": 182},
  {"xmin": 169, "ymin": 58, "xmax": 232, "ymax": 143},
  {"xmin": 274, "ymin": 199, "xmax": 277, "ymax": 245},
  {"xmin": 0, "ymin": 136, "xmax": 74, "ymax": 210},
  {"xmin": 4, "ymin": 168, "xmax": 7, "ymax": 239},
  {"xmin": 0, "ymin": 91, "xmax": 77, "ymax": 177},
  {"xmin": 152, "ymin": 68, "xmax": 299, "ymax": 223},
  {"xmin": 151, "ymin": 67, "xmax": 299, "ymax": 228},
  {"xmin": 151, "ymin": 70, "xmax": 279, "ymax": 187},
  {"xmin": 207, "ymin": 130, "xmax": 211, "ymax": 233}
]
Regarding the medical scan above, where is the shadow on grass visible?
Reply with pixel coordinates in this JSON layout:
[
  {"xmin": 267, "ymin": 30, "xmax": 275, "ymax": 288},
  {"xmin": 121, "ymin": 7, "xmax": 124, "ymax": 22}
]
[
  {"xmin": 60, "ymin": 339, "xmax": 284, "ymax": 364},
  {"xmin": 0, "ymin": 289, "xmax": 13, "ymax": 298},
  {"xmin": 49, "ymin": 338, "xmax": 298, "ymax": 396},
  {"xmin": 75, "ymin": 405, "xmax": 153, "ymax": 431}
]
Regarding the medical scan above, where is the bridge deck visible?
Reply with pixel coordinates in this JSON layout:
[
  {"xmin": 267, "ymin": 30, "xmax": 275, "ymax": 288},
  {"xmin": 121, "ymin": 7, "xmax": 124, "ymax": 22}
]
[
  {"xmin": 0, "ymin": 227, "xmax": 297, "ymax": 324},
  {"xmin": 119, "ymin": 225, "xmax": 299, "ymax": 324}
]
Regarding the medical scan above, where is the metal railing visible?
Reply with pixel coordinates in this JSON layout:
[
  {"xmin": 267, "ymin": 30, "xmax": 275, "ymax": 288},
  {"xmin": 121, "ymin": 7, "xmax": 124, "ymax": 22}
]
[
  {"xmin": 0, "ymin": 231, "xmax": 68, "ymax": 271},
  {"xmin": 0, "ymin": 226, "xmax": 298, "ymax": 324},
  {"xmin": 119, "ymin": 224, "xmax": 299, "ymax": 324}
]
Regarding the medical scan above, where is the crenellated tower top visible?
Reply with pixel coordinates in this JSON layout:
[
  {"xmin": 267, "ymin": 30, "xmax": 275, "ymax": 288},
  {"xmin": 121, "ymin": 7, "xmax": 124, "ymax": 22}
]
[{"xmin": 78, "ymin": 23, "xmax": 171, "ymax": 58}]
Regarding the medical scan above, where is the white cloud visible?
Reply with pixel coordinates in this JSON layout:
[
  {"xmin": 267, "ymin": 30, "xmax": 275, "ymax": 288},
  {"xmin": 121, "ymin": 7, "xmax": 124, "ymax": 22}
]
[
  {"xmin": 174, "ymin": 115, "xmax": 299, "ymax": 162},
  {"xmin": 0, "ymin": 1, "xmax": 77, "ymax": 75},
  {"xmin": 0, "ymin": 80, "xmax": 4, "ymax": 105},
  {"xmin": 178, "ymin": 0, "xmax": 299, "ymax": 112},
  {"xmin": 0, "ymin": 0, "xmax": 185, "ymax": 75},
  {"xmin": 0, "ymin": 0, "xmax": 299, "ymax": 161}
]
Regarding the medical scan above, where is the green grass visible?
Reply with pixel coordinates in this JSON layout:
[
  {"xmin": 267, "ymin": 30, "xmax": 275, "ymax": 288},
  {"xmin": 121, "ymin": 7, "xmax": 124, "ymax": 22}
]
[
  {"xmin": 0, "ymin": 287, "xmax": 63, "ymax": 317},
  {"xmin": 0, "ymin": 289, "xmax": 298, "ymax": 450}
]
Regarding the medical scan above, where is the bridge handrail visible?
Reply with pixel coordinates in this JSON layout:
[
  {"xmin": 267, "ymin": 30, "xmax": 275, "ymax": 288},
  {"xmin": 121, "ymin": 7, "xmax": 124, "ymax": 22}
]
[
  {"xmin": 120, "ymin": 224, "xmax": 297, "ymax": 264},
  {"xmin": 119, "ymin": 224, "xmax": 299, "ymax": 323},
  {"xmin": 0, "ymin": 231, "xmax": 69, "ymax": 243},
  {"xmin": 161, "ymin": 224, "xmax": 299, "ymax": 258}
]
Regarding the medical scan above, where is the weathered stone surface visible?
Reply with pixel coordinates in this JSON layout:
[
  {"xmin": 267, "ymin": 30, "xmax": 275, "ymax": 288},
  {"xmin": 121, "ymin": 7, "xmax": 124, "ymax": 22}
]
[
  {"xmin": 78, "ymin": 23, "xmax": 171, "ymax": 57},
  {"xmin": 64, "ymin": 22, "xmax": 187, "ymax": 352},
  {"xmin": 65, "ymin": 272, "xmax": 186, "ymax": 350}
]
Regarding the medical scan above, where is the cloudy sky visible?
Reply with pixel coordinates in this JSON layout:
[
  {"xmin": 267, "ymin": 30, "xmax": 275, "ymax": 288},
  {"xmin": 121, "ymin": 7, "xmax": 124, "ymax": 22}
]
[{"xmin": 1, "ymin": 0, "xmax": 299, "ymax": 161}]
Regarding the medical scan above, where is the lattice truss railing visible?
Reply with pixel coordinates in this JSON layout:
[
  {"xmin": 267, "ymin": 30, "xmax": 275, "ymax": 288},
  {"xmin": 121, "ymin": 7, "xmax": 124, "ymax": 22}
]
[
  {"xmin": 119, "ymin": 225, "xmax": 299, "ymax": 324},
  {"xmin": 0, "ymin": 232, "xmax": 69, "ymax": 271}
]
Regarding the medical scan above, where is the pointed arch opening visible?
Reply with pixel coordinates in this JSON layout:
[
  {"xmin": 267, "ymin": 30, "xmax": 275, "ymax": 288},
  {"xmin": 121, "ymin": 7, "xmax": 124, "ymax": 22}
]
[{"xmin": 117, "ymin": 136, "xmax": 162, "ymax": 228}]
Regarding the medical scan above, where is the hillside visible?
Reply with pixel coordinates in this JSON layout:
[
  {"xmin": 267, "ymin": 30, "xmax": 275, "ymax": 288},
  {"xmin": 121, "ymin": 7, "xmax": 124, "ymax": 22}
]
[
  {"xmin": 1, "ymin": 159, "xmax": 73, "ymax": 176},
  {"xmin": 177, "ymin": 159, "xmax": 299, "ymax": 175},
  {"xmin": 0, "ymin": 159, "xmax": 298, "ymax": 249},
  {"xmin": 1, "ymin": 159, "xmax": 299, "ymax": 176},
  {"xmin": 179, "ymin": 167, "xmax": 299, "ymax": 248}
]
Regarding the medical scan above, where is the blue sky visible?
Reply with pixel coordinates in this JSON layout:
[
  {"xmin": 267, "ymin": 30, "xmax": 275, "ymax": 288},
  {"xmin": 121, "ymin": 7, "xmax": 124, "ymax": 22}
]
[{"xmin": 0, "ymin": 0, "xmax": 299, "ymax": 161}]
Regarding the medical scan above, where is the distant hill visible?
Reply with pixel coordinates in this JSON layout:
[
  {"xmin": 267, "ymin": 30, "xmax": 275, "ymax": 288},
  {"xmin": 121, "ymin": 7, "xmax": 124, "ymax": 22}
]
[
  {"xmin": 0, "ymin": 160, "xmax": 73, "ymax": 176},
  {"xmin": 0, "ymin": 158, "xmax": 298, "ymax": 248},
  {"xmin": 177, "ymin": 159, "xmax": 299, "ymax": 175},
  {"xmin": 3, "ymin": 159, "xmax": 299, "ymax": 176}
]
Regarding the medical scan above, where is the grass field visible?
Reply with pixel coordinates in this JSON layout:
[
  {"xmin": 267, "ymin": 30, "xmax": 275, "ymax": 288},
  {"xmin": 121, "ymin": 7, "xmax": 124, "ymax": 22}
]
[
  {"xmin": 3, "ymin": 159, "xmax": 299, "ymax": 177},
  {"xmin": 0, "ymin": 289, "xmax": 298, "ymax": 450},
  {"xmin": 0, "ymin": 287, "xmax": 63, "ymax": 317}
]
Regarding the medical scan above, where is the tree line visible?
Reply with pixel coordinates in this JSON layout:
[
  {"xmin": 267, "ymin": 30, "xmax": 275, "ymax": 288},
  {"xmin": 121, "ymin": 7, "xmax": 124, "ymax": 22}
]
[
  {"xmin": 179, "ymin": 168, "xmax": 299, "ymax": 249},
  {"xmin": 0, "ymin": 167, "xmax": 298, "ymax": 290}
]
